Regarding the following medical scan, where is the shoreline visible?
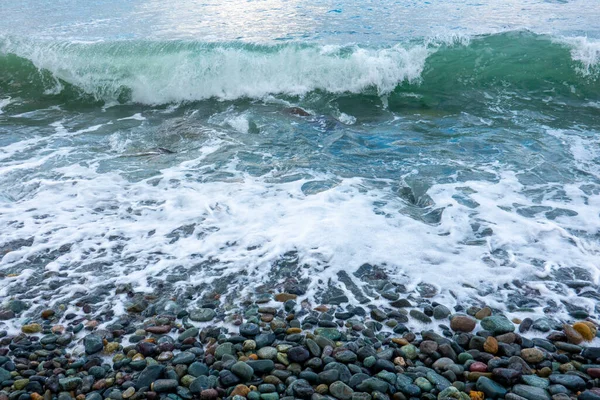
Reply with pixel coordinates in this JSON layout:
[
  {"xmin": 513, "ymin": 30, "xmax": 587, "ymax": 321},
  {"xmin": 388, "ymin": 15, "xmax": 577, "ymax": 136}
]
[{"xmin": 1, "ymin": 295, "xmax": 600, "ymax": 400}]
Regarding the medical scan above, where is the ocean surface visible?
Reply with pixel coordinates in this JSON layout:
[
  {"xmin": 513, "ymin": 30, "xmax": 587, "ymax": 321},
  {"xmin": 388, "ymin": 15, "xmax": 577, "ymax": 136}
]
[{"xmin": 1, "ymin": 0, "xmax": 600, "ymax": 325}]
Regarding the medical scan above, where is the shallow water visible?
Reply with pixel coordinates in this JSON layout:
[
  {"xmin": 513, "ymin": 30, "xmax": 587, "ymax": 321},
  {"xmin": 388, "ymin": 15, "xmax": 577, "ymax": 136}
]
[{"xmin": 1, "ymin": 0, "xmax": 599, "ymax": 325}]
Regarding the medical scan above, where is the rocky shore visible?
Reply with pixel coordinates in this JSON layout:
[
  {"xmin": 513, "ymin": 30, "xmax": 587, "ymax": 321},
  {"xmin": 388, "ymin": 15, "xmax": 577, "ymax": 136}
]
[{"xmin": 1, "ymin": 294, "xmax": 600, "ymax": 400}]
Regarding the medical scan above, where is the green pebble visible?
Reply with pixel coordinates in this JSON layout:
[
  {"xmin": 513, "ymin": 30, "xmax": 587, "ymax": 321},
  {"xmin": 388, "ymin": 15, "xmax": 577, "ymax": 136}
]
[
  {"xmin": 458, "ymin": 353, "xmax": 473, "ymax": 364},
  {"xmin": 415, "ymin": 377, "xmax": 433, "ymax": 392},
  {"xmin": 363, "ymin": 356, "xmax": 376, "ymax": 368},
  {"xmin": 14, "ymin": 379, "xmax": 29, "ymax": 390}
]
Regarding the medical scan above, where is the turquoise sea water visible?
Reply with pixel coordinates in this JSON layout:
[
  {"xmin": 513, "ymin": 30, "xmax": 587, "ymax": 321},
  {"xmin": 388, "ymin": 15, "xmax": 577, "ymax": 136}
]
[{"xmin": 1, "ymin": 1, "xmax": 599, "ymax": 322}]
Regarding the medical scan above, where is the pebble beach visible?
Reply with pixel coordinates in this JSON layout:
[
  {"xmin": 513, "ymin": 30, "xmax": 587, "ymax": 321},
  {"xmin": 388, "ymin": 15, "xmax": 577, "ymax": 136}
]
[{"xmin": 2, "ymin": 293, "xmax": 600, "ymax": 400}]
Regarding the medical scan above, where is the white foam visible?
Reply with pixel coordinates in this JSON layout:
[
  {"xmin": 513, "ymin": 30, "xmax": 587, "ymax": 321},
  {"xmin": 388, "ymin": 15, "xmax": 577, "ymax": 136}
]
[
  {"xmin": 557, "ymin": 36, "xmax": 600, "ymax": 76},
  {"xmin": 208, "ymin": 108, "xmax": 252, "ymax": 134},
  {"xmin": 224, "ymin": 114, "xmax": 250, "ymax": 134},
  {"xmin": 1, "ymin": 138, "xmax": 599, "ymax": 322},
  {"xmin": 336, "ymin": 112, "xmax": 357, "ymax": 125},
  {"xmin": 0, "ymin": 97, "xmax": 11, "ymax": 114},
  {"xmin": 118, "ymin": 113, "xmax": 146, "ymax": 121},
  {"xmin": 547, "ymin": 128, "xmax": 600, "ymax": 177}
]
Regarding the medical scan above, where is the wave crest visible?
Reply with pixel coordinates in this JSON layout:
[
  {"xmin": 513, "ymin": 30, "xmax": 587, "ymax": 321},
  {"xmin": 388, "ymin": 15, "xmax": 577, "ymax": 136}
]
[{"xmin": 1, "ymin": 31, "xmax": 598, "ymax": 106}]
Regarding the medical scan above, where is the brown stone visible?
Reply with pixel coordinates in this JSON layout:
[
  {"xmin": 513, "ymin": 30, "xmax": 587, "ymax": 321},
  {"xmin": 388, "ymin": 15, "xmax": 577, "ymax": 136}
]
[
  {"xmin": 51, "ymin": 325, "xmax": 65, "ymax": 334},
  {"xmin": 537, "ymin": 367, "xmax": 552, "ymax": 377},
  {"xmin": 92, "ymin": 379, "xmax": 107, "ymax": 390},
  {"xmin": 261, "ymin": 314, "xmax": 274, "ymax": 323},
  {"xmin": 85, "ymin": 320, "xmax": 99, "ymax": 329},
  {"xmin": 563, "ymin": 324, "xmax": 584, "ymax": 345},
  {"xmin": 496, "ymin": 333, "xmax": 517, "ymax": 344},
  {"xmin": 264, "ymin": 376, "xmax": 282, "ymax": 385},
  {"xmin": 316, "ymin": 384, "xmax": 329, "ymax": 394},
  {"xmin": 146, "ymin": 325, "xmax": 171, "ymax": 334},
  {"xmin": 274, "ymin": 293, "xmax": 297, "ymax": 302},
  {"xmin": 394, "ymin": 357, "xmax": 406, "ymax": 366},
  {"xmin": 41, "ymin": 309, "xmax": 55, "ymax": 319},
  {"xmin": 450, "ymin": 315, "xmax": 477, "ymax": 332},
  {"xmin": 521, "ymin": 348, "xmax": 544, "ymax": 363},
  {"xmin": 475, "ymin": 307, "xmax": 492, "ymax": 320},
  {"xmin": 483, "ymin": 336, "xmax": 498, "ymax": 354},
  {"xmin": 231, "ymin": 385, "xmax": 250, "ymax": 397},
  {"xmin": 392, "ymin": 338, "xmax": 409, "ymax": 346}
]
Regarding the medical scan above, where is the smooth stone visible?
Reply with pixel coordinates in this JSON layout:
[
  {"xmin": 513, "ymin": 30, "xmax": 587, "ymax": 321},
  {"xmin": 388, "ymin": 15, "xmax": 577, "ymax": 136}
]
[
  {"xmin": 188, "ymin": 362, "xmax": 209, "ymax": 377},
  {"xmin": 189, "ymin": 309, "xmax": 216, "ymax": 322},
  {"xmin": 476, "ymin": 376, "xmax": 507, "ymax": 398},
  {"xmin": 554, "ymin": 342, "xmax": 582, "ymax": 353},
  {"xmin": 319, "ymin": 370, "xmax": 340, "ymax": 385},
  {"xmin": 315, "ymin": 328, "xmax": 342, "ymax": 341},
  {"xmin": 200, "ymin": 388, "xmax": 219, "ymax": 400},
  {"xmin": 291, "ymin": 379, "xmax": 314, "ymax": 398},
  {"xmin": 240, "ymin": 323, "xmax": 260, "ymax": 337},
  {"xmin": 306, "ymin": 339, "xmax": 321, "ymax": 357},
  {"xmin": 426, "ymin": 371, "xmax": 451, "ymax": 391},
  {"xmin": 481, "ymin": 316, "xmax": 515, "ymax": 335},
  {"xmin": 356, "ymin": 378, "xmax": 389, "ymax": 393},
  {"xmin": 582, "ymin": 348, "xmax": 600, "ymax": 360},
  {"xmin": 450, "ymin": 315, "xmax": 477, "ymax": 333},
  {"xmin": 190, "ymin": 376, "xmax": 218, "ymax": 394},
  {"xmin": 59, "ymin": 377, "xmax": 82, "ymax": 391},
  {"xmin": 433, "ymin": 305, "xmax": 451, "ymax": 320},
  {"xmin": 522, "ymin": 376, "xmax": 550, "ymax": 389},
  {"xmin": 231, "ymin": 361, "xmax": 254, "ymax": 382},
  {"xmin": 287, "ymin": 346, "xmax": 310, "ymax": 363},
  {"xmin": 521, "ymin": 348, "xmax": 544, "ymax": 363},
  {"xmin": 153, "ymin": 379, "xmax": 178, "ymax": 392},
  {"xmin": 547, "ymin": 374, "xmax": 586, "ymax": 391},
  {"xmin": 122, "ymin": 387, "xmax": 136, "ymax": 399},
  {"xmin": 415, "ymin": 377, "xmax": 433, "ymax": 392},
  {"xmin": 172, "ymin": 352, "xmax": 195, "ymax": 365},
  {"xmin": 258, "ymin": 384, "xmax": 277, "ymax": 393},
  {"xmin": 0, "ymin": 368, "xmax": 11, "ymax": 382},
  {"xmin": 260, "ymin": 394, "xmax": 279, "ymax": 400},
  {"xmin": 330, "ymin": 381, "xmax": 354, "ymax": 400},
  {"xmin": 400, "ymin": 344, "xmax": 418, "ymax": 360},
  {"xmin": 257, "ymin": 347, "xmax": 277, "ymax": 360},
  {"xmin": 220, "ymin": 370, "xmax": 241, "ymax": 387},
  {"xmin": 178, "ymin": 328, "xmax": 199, "ymax": 342},
  {"xmin": 135, "ymin": 365, "xmax": 164, "ymax": 389},
  {"xmin": 409, "ymin": 309, "xmax": 432, "ymax": 323},
  {"xmin": 215, "ymin": 343, "xmax": 236, "ymax": 359},
  {"xmin": 21, "ymin": 323, "xmax": 42, "ymax": 334},
  {"xmin": 335, "ymin": 350, "xmax": 358, "ymax": 363},
  {"xmin": 247, "ymin": 360, "xmax": 275, "ymax": 374},
  {"xmin": 512, "ymin": 385, "xmax": 551, "ymax": 400},
  {"xmin": 371, "ymin": 309, "xmax": 388, "ymax": 322},
  {"xmin": 438, "ymin": 386, "xmax": 461, "ymax": 400},
  {"xmin": 432, "ymin": 357, "xmax": 454, "ymax": 371},
  {"xmin": 579, "ymin": 391, "xmax": 600, "ymax": 400},
  {"xmin": 13, "ymin": 379, "xmax": 29, "ymax": 390},
  {"xmin": 84, "ymin": 334, "xmax": 104, "ymax": 354}
]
